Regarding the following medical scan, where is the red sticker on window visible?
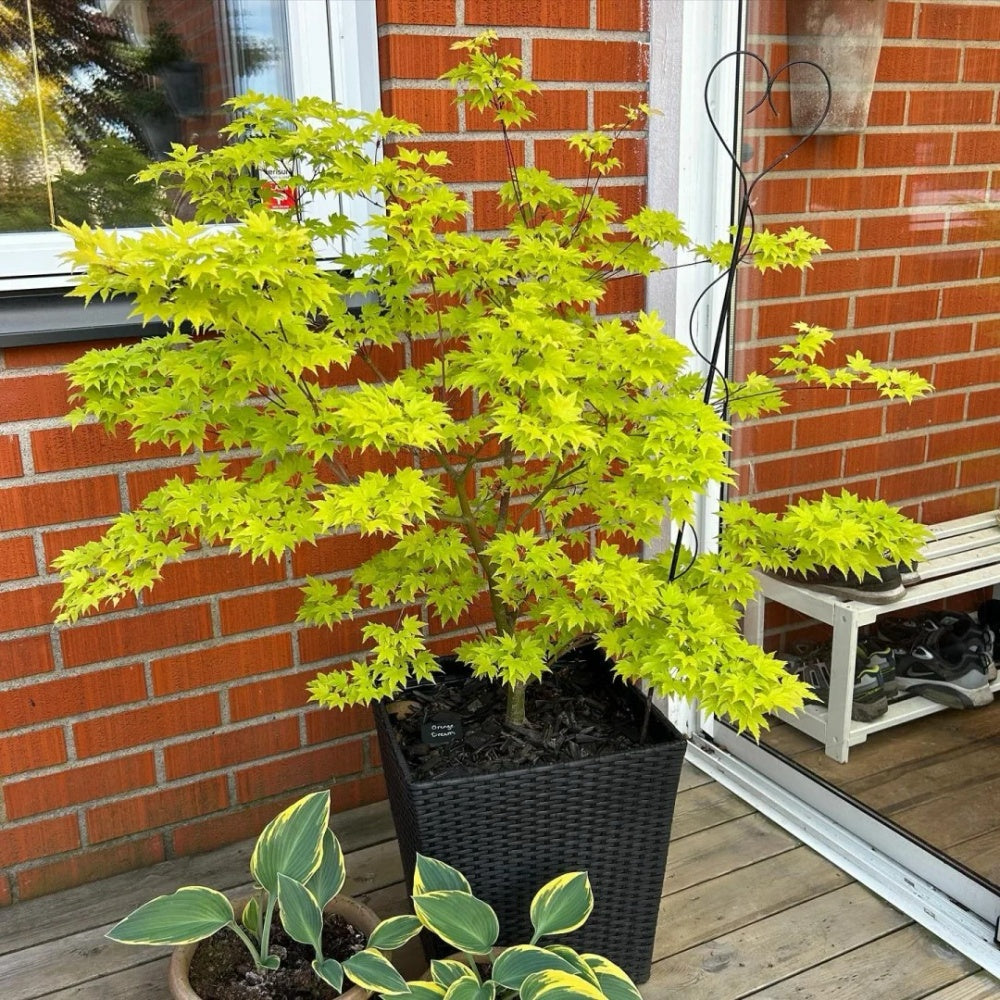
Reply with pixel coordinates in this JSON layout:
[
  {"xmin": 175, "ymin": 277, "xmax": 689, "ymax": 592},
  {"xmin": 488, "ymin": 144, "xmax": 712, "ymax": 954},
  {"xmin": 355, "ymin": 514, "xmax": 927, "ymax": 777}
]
[{"xmin": 263, "ymin": 182, "xmax": 297, "ymax": 210}]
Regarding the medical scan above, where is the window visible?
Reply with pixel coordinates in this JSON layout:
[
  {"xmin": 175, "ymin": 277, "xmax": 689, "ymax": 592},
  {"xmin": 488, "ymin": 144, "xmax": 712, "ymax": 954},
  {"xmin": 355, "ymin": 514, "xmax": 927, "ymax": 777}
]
[{"xmin": 0, "ymin": 0, "xmax": 379, "ymax": 291}]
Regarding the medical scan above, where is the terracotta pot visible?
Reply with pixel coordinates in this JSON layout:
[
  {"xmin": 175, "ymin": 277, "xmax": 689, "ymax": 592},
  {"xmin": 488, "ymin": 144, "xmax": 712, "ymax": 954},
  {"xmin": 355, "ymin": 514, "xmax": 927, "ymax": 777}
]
[
  {"xmin": 167, "ymin": 893, "xmax": 381, "ymax": 1000},
  {"xmin": 786, "ymin": 0, "xmax": 889, "ymax": 133}
]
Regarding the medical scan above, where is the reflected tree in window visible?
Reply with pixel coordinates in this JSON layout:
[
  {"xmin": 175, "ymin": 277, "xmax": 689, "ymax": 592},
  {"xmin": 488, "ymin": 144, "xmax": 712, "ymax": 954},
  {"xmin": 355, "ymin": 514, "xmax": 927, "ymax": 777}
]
[
  {"xmin": 0, "ymin": 0, "xmax": 283, "ymax": 236},
  {"xmin": 0, "ymin": 0, "xmax": 212, "ymax": 230}
]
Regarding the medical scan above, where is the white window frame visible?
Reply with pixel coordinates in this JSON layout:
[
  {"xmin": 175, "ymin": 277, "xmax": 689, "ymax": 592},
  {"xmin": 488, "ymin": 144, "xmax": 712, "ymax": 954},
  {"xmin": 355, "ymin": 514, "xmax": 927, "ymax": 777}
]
[
  {"xmin": 0, "ymin": 0, "xmax": 380, "ymax": 293},
  {"xmin": 646, "ymin": 0, "xmax": 742, "ymax": 735}
]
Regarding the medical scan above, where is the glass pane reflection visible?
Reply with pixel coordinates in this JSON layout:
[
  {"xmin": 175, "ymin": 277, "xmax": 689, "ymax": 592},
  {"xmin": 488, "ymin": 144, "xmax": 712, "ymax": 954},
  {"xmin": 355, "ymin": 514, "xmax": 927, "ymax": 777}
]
[{"xmin": 0, "ymin": 0, "xmax": 292, "ymax": 233}]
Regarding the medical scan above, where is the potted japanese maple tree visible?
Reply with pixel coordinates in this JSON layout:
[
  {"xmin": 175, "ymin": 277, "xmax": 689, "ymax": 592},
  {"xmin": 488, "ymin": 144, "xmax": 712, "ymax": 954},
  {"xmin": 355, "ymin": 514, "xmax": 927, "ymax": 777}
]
[{"xmin": 54, "ymin": 33, "xmax": 929, "ymax": 982}]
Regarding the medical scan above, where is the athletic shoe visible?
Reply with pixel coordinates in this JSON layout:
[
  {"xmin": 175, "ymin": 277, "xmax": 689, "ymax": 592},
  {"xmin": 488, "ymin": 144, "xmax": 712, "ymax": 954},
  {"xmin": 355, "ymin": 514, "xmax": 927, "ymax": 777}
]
[
  {"xmin": 925, "ymin": 609, "xmax": 995, "ymax": 681},
  {"xmin": 778, "ymin": 641, "xmax": 889, "ymax": 721},
  {"xmin": 768, "ymin": 563, "xmax": 905, "ymax": 604},
  {"xmin": 888, "ymin": 629, "xmax": 993, "ymax": 709},
  {"xmin": 859, "ymin": 637, "xmax": 898, "ymax": 695},
  {"xmin": 877, "ymin": 610, "xmax": 996, "ymax": 683}
]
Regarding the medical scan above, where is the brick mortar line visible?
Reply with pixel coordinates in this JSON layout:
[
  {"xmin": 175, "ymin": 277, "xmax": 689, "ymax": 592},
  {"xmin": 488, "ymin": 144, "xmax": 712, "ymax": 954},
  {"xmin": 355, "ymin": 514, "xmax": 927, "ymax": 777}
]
[
  {"xmin": 382, "ymin": 79, "xmax": 650, "ymax": 94},
  {"xmin": 456, "ymin": 175, "xmax": 647, "ymax": 190},
  {"xmin": 740, "ymin": 282, "xmax": 998, "ymax": 309},
  {"xmin": 376, "ymin": 25, "xmax": 647, "ymax": 42},
  {"xmin": 750, "ymin": 209, "xmax": 996, "ymax": 225},
  {"xmin": 734, "ymin": 451, "xmax": 964, "ymax": 481},
  {"xmin": 2, "ymin": 766, "xmax": 221, "ymax": 817},
  {"xmin": 734, "ymin": 440, "xmax": 996, "ymax": 466},
  {"xmin": 0, "ymin": 452, "xmax": 199, "ymax": 487},
  {"xmin": 403, "ymin": 131, "xmax": 649, "ymax": 149},
  {"xmin": 753, "ymin": 36, "xmax": 1000, "ymax": 48}
]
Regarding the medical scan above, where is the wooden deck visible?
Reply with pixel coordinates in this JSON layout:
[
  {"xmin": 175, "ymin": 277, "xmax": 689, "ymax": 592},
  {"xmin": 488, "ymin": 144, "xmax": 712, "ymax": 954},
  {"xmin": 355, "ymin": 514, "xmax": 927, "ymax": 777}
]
[
  {"xmin": 2, "ymin": 764, "xmax": 996, "ymax": 999},
  {"xmin": 764, "ymin": 696, "xmax": 1000, "ymax": 891}
]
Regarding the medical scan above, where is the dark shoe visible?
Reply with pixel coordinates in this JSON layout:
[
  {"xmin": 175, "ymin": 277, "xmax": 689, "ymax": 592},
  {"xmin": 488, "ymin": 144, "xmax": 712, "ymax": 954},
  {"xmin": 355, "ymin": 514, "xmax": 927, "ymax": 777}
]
[
  {"xmin": 768, "ymin": 563, "xmax": 905, "ymax": 604},
  {"xmin": 778, "ymin": 640, "xmax": 889, "ymax": 722},
  {"xmin": 888, "ymin": 630, "xmax": 993, "ymax": 709},
  {"xmin": 859, "ymin": 636, "xmax": 898, "ymax": 695},
  {"xmin": 878, "ymin": 609, "xmax": 996, "ymax": 683}
]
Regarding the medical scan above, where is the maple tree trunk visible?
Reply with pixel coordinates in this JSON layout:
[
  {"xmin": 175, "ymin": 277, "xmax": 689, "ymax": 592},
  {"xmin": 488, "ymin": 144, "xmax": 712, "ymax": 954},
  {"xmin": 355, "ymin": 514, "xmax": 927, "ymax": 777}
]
[{"xmin": 506, "ymin": 681, "xmax": 526, "ymax": 727}]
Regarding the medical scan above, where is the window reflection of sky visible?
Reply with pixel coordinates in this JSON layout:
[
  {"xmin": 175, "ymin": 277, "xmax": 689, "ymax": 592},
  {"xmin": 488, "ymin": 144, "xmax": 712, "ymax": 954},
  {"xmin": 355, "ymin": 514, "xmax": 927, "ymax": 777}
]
[{"xmin": 233, "ymin": 0, "xmax": 291, "ymax": 97}]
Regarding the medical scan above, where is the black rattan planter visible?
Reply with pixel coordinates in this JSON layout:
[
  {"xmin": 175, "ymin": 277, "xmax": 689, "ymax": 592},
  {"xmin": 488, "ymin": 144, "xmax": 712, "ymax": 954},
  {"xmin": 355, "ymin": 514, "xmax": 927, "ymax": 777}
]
[{"xmin": 373, "ymin": 662, "xmax": 686, "ymax": 984}]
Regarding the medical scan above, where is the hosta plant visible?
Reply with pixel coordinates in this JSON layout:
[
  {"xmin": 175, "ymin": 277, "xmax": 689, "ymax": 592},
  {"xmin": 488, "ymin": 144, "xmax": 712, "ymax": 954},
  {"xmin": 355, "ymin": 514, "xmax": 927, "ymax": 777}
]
[
  {"xmin": 106, "ymin": 791, "xmax": 407, "ymax": 996},
  {"xmin": 54, "ymin": 32, "xmax": 930, "ymax": 736},
  {"xmin": 365, "ymin": 854, "xmax": 641, "ymax": 1000}
]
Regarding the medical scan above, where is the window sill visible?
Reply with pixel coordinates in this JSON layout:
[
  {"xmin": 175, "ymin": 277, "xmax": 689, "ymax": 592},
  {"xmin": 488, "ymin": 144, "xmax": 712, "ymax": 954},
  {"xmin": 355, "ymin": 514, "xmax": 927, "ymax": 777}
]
[{"xmin": 0, "ymin": 290, "xmax": 164, "ymax": 348}]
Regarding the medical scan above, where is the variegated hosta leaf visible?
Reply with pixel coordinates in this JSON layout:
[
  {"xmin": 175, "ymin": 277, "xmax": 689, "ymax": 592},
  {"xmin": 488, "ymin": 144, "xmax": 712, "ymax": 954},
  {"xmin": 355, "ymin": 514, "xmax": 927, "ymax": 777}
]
[
  {"xmin": 367, "ymin": 914, "xmax": 424, "ymax": 951},
  {"xmin": 405, "ymin": 982, "xmax": 447, "ymax": 1000},
  {"xmin": 545, "ymin": 946, "xmax": 601, "ymax": 988},
  {"xmin": 413, "ymin": 890, "xmax": 499, "ymax": 954},
  {"xmin": 529, "ymin": 872, "xmax": 593, "ymax": 940},
  {"xmin": 343, "ymin": 947, "xmax": 412, "ymax": 995},
  {"xmin": 430, "ymin": 958, "xmax": 477, "ymax": 988},
  {"xmin": 581, "ymin": 955, "xmax": 642, "ymax": 1000},
  {"xmin": 276, "ymin": 873, "xmax": 323, "ymax": 951},
  {"xmin": 520, "ymin": 970, "xmax": 607, "ymax": 1000},
  {"xmin": 413, "ymin": 854, "xmax": 472, "ymax": 895},
  {"xmin": 250, "ymin": 791, "xmax": 330, "ymax": 895},
  {"xmin": 491, "ymin": 945, "xmax": 581, "ymax": 990},
  {"xmin": 313, "ymin": 957, "xmax": 345, "ymax": 992},
  {"xmin": 241, "ymin": 894, "xmax": 261, "ymax": 938},
  {"xmin": 107, "ymin": 887, "xmax": 234, "ymax": 946},
  {"xmin": 444, "ymin": 978, "xmax": 496, "ymax": 1000},
  {"xmin": 306, "ymin": 828, "xmax": 346, "ymax": 909}
]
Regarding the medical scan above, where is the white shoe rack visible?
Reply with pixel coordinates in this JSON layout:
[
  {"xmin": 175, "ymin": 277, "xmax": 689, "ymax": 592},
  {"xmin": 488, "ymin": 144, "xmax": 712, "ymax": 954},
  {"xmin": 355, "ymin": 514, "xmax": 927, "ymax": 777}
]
[{"xmin": 744, "ymin": 510, "xmax": 1000, "ymax": 763}]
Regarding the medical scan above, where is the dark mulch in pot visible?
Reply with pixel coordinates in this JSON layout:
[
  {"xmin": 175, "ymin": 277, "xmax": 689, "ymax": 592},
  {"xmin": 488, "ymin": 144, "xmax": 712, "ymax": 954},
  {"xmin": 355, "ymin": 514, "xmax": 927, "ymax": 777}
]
[
  {"xmin": 388, "ymin": 645, "xmax": 654, "ymax": 781},
  {"xmin": 187, "ymin": 911, "xmax": 366, "ymax": 1000}
]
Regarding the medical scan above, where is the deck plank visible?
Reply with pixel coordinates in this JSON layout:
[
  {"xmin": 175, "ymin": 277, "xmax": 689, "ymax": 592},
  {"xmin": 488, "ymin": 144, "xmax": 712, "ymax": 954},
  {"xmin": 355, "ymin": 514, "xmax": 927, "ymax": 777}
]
[
  {"xmin": 759, "ymin": 695, "xmax": 1000, "ymax": 899},
  {"xmin": 947, "ymin": 828, "xmax": 1000, "ymax": 887},
  {"xmin": 740, "ymin": 923, "xmax": 977, "ymax": 998},
  {"xmin": 923, "ymin": 971, "xmax": 1000, "ymax": 999},
  {"xmin": 774, "ymin": 702, "xmax": 1000, "ymax": 784},
  {"xmin": 655, "ymin": 846, "xmax": 852, "ymax": 958},
  {"xmin": 668, "ymin": 779, "xmax": 754, "ymax": 840},
  {"xmin": 645, "ymin": 882, "xmax": 910, "ymax": 998},
  {"xmin": 889, "ymin": 772, "xmax": 1000, "ymax": 850},
  {"xmin": 847, "ymin": 743, "xmax": 1000, "ymax": 816},
  {"xmin": 661, "ymin": 811, "xmax": 798, "ymax": 894},
  {"xmin": 42, "ymin": 960, "xmax": 169, "ymax": 1000}
]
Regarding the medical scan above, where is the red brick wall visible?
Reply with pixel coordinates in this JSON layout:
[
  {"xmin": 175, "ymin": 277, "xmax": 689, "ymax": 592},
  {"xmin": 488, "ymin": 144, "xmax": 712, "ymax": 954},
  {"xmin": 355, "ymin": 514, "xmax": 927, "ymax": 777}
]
[
  {"xmin": 0, "ymin": 1, "xmax": 649, "ymax": 902},
  {"xmin": 732, "ymin": 0, "xmax": 1000, "ymax": 526}
]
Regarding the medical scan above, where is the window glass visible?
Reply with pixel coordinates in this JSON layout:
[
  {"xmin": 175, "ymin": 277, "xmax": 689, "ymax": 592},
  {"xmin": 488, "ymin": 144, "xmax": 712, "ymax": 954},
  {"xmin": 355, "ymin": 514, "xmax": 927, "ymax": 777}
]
[{"xmin": 0, "ymin": 0, "xmax": 295, "ymax": 235}]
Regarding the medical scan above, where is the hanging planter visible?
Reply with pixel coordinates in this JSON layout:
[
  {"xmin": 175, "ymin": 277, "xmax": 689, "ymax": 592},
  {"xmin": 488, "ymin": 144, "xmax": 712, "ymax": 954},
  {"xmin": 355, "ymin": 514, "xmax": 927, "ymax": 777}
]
[{"xmin": 786, "ymin": 0, "xmax": 889, "ymax": 133}]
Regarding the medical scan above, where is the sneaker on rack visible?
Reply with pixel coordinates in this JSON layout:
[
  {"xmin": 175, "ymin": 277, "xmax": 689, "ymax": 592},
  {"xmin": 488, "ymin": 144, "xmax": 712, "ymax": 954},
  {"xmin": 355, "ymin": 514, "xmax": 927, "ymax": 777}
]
[
  {"xmin": 878, "ymin": 609, "xmax": 997, "ymax": 683},
  {"xmin": 889, "ymin": 630, "xmax": 993, "ymax": 709},
  {"xmin": 778, "ymin": 641, "xmax": 889, "ymax": 722},
  {"xmin": 925, "ymin": 609, "xmax": 996, "ymax": 682},
  {"xmin": 858, "ymin": 636, "xmax": 898, "ymax": 695},
  {"xmin": 768, "ymin": 563, "xmax": 905, "ymax": 605}
]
